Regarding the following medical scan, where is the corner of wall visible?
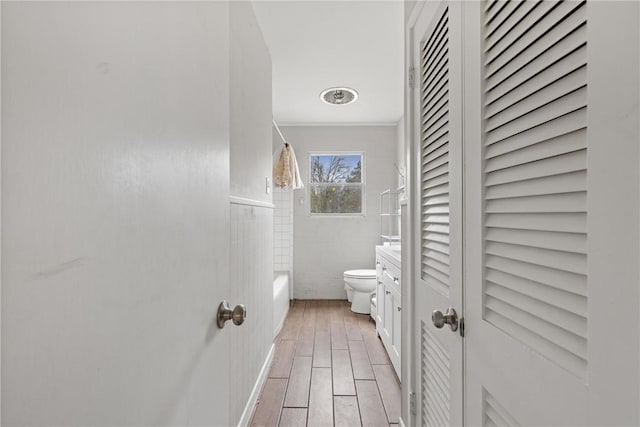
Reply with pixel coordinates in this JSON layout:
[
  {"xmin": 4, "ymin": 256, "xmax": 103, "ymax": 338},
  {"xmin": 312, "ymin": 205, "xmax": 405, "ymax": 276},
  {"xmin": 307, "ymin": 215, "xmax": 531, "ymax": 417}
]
[{"xmin": 228, "ymin": 3, "xmax": 276, "ymax": 425}]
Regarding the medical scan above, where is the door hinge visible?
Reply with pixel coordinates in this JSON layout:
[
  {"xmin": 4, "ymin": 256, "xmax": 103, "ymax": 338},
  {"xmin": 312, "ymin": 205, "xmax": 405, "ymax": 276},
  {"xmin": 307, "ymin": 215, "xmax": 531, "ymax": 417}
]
[
  {"xmin": 410, "ymin": 392, "xmax": 416, "ymax": 415},
  {"xmin": 459, "ymin": 317, "xmax": 465, "ymax": 338},
  {"xmin": 408, "ymin": 65, "xmax": 416, "ymax": 89}
]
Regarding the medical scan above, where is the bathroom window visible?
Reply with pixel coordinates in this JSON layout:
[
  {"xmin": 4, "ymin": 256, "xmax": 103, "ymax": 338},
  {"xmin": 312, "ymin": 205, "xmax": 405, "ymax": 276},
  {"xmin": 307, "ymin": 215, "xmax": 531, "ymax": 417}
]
[{"xmin": 309, "ymin": 153, "xmax": 364, "ymax": 215}]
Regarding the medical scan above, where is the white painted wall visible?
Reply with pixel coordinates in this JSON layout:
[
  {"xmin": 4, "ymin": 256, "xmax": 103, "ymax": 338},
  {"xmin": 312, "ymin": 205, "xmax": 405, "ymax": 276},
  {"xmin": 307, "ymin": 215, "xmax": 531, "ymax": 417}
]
[
  {"xmin": 228, "ymin": 2, "xmax": 275, "ymax": 425},
  {"xmin": 284, "ymin": 126, "xmax": 396, "ymax": 299},
  {"xmin": 2, "ymin": 2, "xmax": 232, "ymax": 425},
  {"xmin": 230, "ymin": 1, "xmax": 273, "ymax": 204},
  {"xmin": 229, "ymin": 201, "xmax": 273, "ymax": 426}
]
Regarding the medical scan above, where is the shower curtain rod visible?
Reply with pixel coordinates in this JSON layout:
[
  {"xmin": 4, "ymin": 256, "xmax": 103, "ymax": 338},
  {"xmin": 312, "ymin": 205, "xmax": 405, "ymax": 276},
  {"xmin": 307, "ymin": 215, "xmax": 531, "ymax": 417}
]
[{"xmin": 273, "ymin": 120, "xmax": 289, "ymax": 147}]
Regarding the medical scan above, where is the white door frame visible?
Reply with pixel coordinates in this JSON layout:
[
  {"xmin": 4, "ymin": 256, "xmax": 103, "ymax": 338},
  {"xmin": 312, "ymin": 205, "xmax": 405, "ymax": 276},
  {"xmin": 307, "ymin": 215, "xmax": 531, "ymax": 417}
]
[
  {"xmin": 405, "ymin": 2, "xmax": 442, "ymax": 426},
  {"xmin": 408, "ymin": 1, "xmax": 465, "ymax": 425},
  {"xmin": 400, "ymin": 7, "xmax": 418, "ymax": 426},
  {"xmin": 402, "ymin": 3, "xmax": 422, "ymax": 425}
]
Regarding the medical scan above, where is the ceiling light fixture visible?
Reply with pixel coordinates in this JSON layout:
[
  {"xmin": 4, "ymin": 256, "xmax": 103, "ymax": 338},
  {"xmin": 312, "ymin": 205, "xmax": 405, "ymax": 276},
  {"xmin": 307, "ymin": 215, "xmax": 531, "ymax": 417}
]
[{"xmin": 320, "ymin": 87, "xmax": 358, "ymax": 105}]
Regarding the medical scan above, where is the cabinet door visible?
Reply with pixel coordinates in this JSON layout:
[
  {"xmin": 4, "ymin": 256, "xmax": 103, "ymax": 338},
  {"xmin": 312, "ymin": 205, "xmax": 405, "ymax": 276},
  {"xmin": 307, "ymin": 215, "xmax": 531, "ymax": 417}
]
[
  {"xmin": 391, "ymin": 285, "xmax": 402, "ymax": 375},
  {"xmin": 383, "ymin": 274, "xmax": 394, "ymax": 344},
  {"xmin": 376, "ymin": 276, "xmax": 385, "ymax": 329}
]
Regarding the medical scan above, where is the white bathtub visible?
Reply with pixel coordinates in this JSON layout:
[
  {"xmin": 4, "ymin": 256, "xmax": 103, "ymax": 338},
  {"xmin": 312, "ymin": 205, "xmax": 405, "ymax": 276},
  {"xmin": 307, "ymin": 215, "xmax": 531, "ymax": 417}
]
[{"xmin": 273, "ymin": 272, "xmax": 290, "ymax": 338}]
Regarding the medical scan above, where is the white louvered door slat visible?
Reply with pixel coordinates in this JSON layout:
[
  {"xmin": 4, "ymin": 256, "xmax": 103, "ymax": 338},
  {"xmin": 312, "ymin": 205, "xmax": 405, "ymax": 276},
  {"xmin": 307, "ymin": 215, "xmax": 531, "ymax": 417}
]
[
  {"xmin": 412, "ymin": 1, "xmax": 463, "ymax": 426},
  {"xmin": 464, "ymin": 1, "xmax": 640, "ymax": 425},
  {"xmin": 485, "ymin": 0, "xmax": 588, "ymax": 377}
]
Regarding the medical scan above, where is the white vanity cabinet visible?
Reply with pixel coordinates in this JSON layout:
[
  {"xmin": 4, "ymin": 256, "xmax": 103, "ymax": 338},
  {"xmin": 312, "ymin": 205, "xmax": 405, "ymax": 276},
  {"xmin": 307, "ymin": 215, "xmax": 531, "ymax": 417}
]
[
  {"xmin": 375, "ymin": 259, "xmax": 385, "ymax": 326},
  {"xmin": 375, "ymin": 245, "xmax": 401, "ymax": 376}
]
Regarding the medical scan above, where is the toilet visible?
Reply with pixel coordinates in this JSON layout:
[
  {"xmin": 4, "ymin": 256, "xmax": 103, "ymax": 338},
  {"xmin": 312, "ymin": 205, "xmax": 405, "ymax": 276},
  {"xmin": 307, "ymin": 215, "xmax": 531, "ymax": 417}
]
[
  {"xmin": 344, "ymin": 284, "xmax": 354, "ymax": 303},
  {"xmin": 343, "ymin": 269, "xmax": 377, "ymax": 314}
]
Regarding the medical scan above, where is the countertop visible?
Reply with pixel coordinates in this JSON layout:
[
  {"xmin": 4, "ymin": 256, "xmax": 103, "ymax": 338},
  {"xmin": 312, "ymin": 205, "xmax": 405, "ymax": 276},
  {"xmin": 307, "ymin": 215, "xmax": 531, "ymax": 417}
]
[{"xmin": 376, "ymin": 244, "xmax": 401, "ymax": 265}]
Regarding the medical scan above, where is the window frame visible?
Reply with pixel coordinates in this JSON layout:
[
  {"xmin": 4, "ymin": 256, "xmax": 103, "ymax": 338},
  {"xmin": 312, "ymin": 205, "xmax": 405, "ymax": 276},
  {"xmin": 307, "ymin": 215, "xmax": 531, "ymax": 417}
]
[{"xmin": 307, "ymin": 151, "xmax": 366, "ymax": 217}]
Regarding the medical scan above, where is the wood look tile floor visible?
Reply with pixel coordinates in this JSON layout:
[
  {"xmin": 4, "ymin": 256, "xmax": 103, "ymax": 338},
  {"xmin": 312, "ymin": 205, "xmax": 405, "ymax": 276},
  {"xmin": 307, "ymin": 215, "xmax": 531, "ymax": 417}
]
[{"xmin": 250, "ymin": 300, "xmax": 401, "ymax": 427}]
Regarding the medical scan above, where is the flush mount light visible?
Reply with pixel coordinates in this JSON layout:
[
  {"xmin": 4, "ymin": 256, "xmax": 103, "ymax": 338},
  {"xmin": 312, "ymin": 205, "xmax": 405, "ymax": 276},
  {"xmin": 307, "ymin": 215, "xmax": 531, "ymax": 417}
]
[{"xmin": 320, "ymin": 87, "xmax": 358, "ymax": 105}]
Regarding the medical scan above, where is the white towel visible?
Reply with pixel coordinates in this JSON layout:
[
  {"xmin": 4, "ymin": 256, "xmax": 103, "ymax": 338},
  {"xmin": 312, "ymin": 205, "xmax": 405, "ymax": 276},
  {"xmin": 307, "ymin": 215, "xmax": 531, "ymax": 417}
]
[{"xmin": 273, "ymin": 143, "xmax": 304, "ymax": 189}]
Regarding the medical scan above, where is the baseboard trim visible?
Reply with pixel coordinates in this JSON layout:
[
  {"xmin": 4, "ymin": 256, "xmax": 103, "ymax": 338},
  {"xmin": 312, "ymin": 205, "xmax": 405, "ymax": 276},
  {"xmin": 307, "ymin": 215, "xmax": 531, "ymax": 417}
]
[{"xmin": 237, "ymin": 343, "xmax": 275, "ymax": 427}]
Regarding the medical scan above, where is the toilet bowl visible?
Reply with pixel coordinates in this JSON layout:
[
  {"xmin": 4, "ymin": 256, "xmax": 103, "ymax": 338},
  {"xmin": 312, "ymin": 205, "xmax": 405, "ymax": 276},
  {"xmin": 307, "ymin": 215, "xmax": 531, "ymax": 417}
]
[
  {"xmin": 344, "ymin": 269, "xmax": 377, "ymax": 314},
  {"xmin": 345, "ymin": 284, "xmax": 354, "ymax": 302}
]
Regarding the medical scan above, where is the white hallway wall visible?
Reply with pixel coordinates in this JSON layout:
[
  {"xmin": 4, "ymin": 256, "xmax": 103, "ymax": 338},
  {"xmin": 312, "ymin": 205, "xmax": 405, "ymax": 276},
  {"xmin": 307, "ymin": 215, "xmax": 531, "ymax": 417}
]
[
  {"xmin": 229, "ymin": 201, "xmax": 273, "ymax": 425},
  {"xmin": 230, "ymin": 2, "xmax": 273, "ymax": 205},
  {"xmin": 284, "ymin": 125, "xmax": 397, "ymax": 299},
  {"xmin": 229, "ymin": 2, "xmax": 274, "ymax": 425}
]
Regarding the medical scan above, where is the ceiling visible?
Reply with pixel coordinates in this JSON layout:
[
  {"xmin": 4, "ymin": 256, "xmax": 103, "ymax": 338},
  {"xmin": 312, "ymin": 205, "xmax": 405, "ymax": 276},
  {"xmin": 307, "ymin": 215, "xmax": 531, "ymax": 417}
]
[{"xmin": 251, "ymin": 1, "xmax": 404, "ymax": 125}]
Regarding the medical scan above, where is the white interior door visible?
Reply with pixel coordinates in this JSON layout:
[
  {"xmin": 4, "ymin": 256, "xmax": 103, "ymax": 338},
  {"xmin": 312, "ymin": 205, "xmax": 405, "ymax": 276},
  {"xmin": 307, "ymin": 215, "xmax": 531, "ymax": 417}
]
[
  {"xmin": 2, "ymin": 3, "xmax": 232, "ymax": 425},
  {"xmin": 464, "ymin": 1, "xmax": 640, "ymax": 425},
  {"xmin": 411, "ymin": 2, "xmax": 464, "ymax": 425}
]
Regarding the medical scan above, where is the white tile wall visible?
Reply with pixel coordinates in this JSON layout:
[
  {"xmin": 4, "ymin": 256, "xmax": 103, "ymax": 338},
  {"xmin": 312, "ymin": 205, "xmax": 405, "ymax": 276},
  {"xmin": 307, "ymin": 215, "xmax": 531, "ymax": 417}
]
[
  {"xmin": 229, "ymin": 201, "xmax": 273, "ymax": 425},
  {"xmin": 273, "ymin": 188, "xmax": 294, "ymax": 274}
]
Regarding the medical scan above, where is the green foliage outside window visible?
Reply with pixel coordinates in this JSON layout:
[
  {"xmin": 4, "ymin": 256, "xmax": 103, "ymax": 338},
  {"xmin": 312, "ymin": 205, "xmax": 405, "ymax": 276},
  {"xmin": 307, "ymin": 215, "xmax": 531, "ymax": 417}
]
[{"xmin": 309, "ymin": 154, "xmax": 364, "ymax": 215}]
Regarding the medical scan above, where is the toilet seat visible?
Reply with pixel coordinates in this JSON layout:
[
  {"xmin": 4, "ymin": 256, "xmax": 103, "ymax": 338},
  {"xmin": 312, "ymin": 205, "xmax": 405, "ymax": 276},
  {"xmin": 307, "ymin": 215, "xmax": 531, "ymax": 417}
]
[{"xmin": 344, "ymin": 269, "xmax": 376, "ymax": 279}]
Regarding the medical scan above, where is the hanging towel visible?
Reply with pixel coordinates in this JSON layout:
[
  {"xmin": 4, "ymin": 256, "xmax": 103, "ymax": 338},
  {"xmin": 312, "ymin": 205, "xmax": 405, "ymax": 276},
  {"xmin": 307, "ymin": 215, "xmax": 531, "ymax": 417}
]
[{"xmin": 273, "ymin": 143, "xmax": 304, "ymax": 189}]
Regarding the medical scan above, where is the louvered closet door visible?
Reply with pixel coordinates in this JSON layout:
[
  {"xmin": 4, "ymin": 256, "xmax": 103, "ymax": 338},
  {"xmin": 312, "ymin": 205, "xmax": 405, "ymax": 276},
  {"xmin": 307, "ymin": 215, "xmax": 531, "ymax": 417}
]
[
  {"xmin": 411, "ymin": 2, "xmax": 463, "ymax": 426},
  {"xmin": 463, "ymin": 1, "xmax": 640, "ymax": 425}
]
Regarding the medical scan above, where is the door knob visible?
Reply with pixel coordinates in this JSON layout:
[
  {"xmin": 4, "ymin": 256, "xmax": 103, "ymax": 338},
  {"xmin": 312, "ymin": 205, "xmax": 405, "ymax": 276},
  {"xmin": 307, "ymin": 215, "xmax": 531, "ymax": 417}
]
[
  {"xmin": 217, "ymin": 300, "xmax": 246, "ymax": 328},
  {"xmin": 432, "ymin": 307, "xmax": 458, "ymax": 332}
]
